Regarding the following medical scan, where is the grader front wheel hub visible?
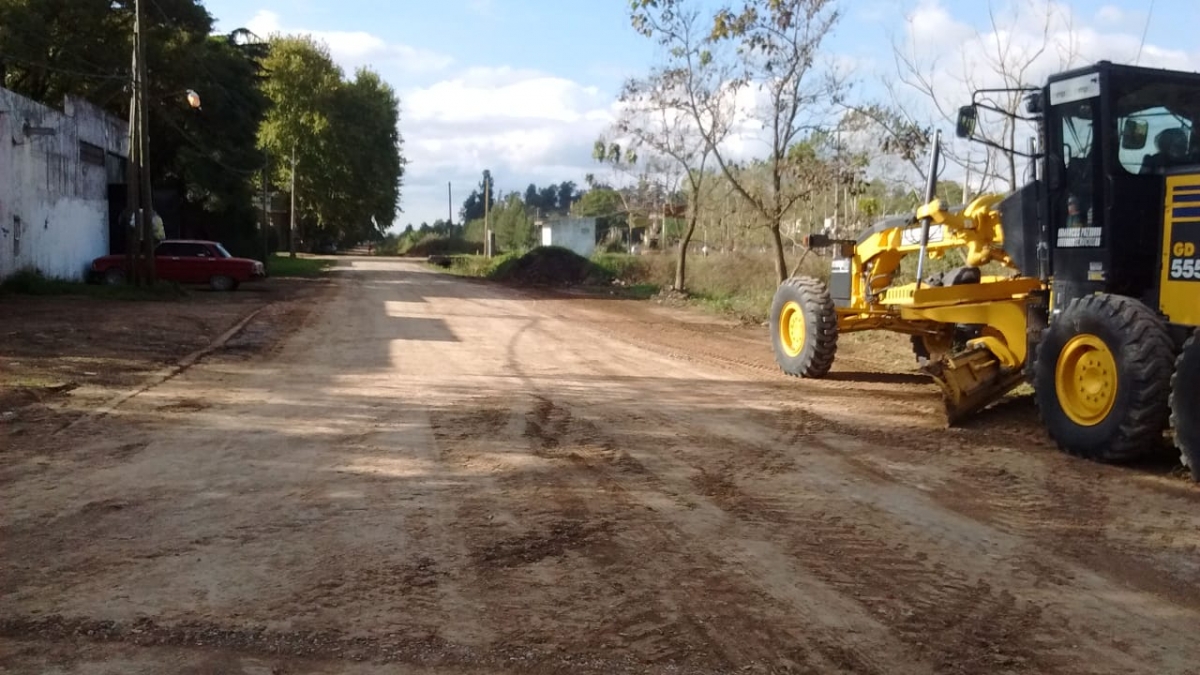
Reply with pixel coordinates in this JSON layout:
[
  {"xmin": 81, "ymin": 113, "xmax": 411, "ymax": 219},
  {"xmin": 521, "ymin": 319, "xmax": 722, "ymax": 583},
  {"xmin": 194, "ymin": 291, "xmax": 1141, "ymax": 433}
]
[
  {"xmin": 1055, "ymin": 335, "xmax": 1118, "ymax": 427},
  {"xmin": 779, "ymin": 301, "xmax": 807, "ymax": 358}
]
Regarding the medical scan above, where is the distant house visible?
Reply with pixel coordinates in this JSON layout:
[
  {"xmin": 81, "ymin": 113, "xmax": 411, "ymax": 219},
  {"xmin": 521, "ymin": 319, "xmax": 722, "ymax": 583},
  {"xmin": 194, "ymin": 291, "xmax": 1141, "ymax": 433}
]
[
  {"xmin": 540, "ymin": 217, "xmax": 597, "ymax": 257},
  {"xmin": 0, "ymin": 87, "xmax": 129, "ymax": 280}
]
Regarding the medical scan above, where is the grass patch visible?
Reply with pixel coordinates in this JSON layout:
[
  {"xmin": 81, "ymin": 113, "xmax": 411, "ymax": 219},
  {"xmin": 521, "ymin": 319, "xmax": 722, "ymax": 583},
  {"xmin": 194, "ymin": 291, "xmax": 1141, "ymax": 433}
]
[
  {"xmin": 430, "ymin": 247, "xmax": 826, "ymax": 324},
  {"xmin": 613, "ymin": 283, "xmax": 660, "ymax": 300},
  {"xmin": 445, "ymin": 253, "xmax": 514, "ymax": 278},
  {"xmin": 688, "ymin": 289, "xmax": 777, "ymax": 323},
  {"xmin": 268, "ymin": 254, "xmax": 334, "ymax": 278},
  {"xmin": 0, "ymin": 270, "xmax": 187, "ymax": 300},
  {"xmin": 591, "ymin": 251, "xmax": 827, "ymax": 323},
  {"xmin": 386, "ymin": 234, "xmax": 482, "ymax": 258}
]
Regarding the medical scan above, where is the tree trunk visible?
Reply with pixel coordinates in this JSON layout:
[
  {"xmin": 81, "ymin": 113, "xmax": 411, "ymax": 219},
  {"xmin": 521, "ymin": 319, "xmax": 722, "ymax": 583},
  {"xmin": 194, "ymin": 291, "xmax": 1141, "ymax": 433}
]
[
  {"xmin": 769, "ymin": 222, "xmax": 788, "ymax": 284},
  {"xmin": 675, "ymin": 211, "xmax": 699, "ymax": 292}
]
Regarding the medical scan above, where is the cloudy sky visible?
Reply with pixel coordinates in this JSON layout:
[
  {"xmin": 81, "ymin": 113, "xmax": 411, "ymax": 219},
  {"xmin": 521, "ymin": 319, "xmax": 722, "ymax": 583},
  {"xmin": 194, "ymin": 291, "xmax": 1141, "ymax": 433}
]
[{"xmin": 201, "ymin": 0, "xmax": 1199, "ymax": 229}]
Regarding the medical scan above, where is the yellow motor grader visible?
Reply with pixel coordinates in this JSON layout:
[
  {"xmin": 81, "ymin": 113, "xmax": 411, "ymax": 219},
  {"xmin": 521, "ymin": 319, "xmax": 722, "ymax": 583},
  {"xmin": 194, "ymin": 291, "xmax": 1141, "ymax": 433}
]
[{"xmin": 771, "ymin": 60, "xmax": 1200, "ymax": 475}]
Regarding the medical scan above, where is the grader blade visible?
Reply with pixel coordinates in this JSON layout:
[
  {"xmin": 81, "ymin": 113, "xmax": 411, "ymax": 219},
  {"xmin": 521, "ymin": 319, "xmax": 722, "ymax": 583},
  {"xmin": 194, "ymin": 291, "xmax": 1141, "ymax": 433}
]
[{"xmin": 922, "ymin": 348, "xmax": 1026, "ymax": 425}]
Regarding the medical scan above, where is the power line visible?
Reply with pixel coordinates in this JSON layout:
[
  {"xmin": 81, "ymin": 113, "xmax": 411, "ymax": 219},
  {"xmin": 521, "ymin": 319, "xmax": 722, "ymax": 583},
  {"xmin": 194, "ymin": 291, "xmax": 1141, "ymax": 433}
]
[
  {"xmin": 154, "ymin": 108, "xmax": 266, "ymax": 176},
  {"xmin": 0, "ymin": 51, "xmax": 129, "ymax": 82},
  {"xmin": 1134, "ymin": 0, "xmax": 1156, "ymax": 65}
]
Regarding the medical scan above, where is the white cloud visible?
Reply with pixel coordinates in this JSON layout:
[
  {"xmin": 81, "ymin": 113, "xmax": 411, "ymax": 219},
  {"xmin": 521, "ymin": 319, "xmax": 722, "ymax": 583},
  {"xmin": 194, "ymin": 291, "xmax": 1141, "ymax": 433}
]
[
  {"xmin": 885, "ymin": 0, "xmax": 1200, "ymax": 190},
  {"xmin": 246, "ymin": 11, "xmax": 454, "ymax": 75},
  {"xmin": 245, "ymin": 11, "xmax": 616, "ymax": 226},
  {"xmin": 402, "ymin": 68, "xmax": 616, "ymax": 213},
  {"xmin": 1095, "ymin": 5, "xmax": 1124, "ymax": 24},
  {"xmin": 407, "ymin": 69, "xmax": 604, "ymax": 124}
]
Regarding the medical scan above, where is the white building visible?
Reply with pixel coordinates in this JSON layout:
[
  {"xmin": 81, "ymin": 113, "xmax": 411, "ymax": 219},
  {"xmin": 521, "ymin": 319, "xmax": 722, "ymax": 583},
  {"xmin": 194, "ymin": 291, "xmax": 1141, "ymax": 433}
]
[
  {"xmin": 540, "ymin": 217, "xmax": 597, "ymax": 257},
  {"xmin": 0, "ymin": 87, "xmax": 128, "ymax": 280}
]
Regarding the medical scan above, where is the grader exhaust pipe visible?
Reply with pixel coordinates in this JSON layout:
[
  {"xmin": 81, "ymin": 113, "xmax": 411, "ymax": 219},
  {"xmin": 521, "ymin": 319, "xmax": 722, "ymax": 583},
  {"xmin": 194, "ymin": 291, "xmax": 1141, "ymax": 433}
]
[{"xmin": 914, "ymin": 130, "xmax": 943, "ymax": 290}]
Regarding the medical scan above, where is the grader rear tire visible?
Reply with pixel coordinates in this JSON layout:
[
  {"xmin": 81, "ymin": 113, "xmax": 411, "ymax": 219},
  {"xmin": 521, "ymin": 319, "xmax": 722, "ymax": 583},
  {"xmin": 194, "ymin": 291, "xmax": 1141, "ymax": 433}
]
[
  {"xmin": 1172, "ymin": 330, "xmax": 1200, "ymax": 480},
  {"xmin": 1034, "ymin": 294, "xmax": 1175, "ymax": 462},
  {"xmin": 770, "ymin": 276, "xmax": 838, "ymax": 378}
]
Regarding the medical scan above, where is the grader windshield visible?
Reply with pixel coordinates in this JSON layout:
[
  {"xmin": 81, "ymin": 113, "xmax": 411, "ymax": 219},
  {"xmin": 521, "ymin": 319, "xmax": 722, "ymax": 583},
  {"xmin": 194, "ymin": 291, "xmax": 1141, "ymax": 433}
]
[{"xmin": 1114, "ymin": 80, "xmax": 1199, "ymax": 175}]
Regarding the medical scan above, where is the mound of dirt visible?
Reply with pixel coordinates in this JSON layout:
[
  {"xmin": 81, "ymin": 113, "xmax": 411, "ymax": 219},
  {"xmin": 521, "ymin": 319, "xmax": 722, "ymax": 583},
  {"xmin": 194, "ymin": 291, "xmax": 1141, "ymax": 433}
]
[{"xmin": 489, "ymin": 247, "xmax": 612, "ymax": 286}]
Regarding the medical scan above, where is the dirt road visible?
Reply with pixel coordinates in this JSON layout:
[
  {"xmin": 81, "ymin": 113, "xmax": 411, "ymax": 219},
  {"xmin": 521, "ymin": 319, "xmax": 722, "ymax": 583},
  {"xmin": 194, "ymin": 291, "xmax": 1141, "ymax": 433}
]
[{"xmin": 4, "ymin": 258, "xmax": 1200, "ymax": 674}]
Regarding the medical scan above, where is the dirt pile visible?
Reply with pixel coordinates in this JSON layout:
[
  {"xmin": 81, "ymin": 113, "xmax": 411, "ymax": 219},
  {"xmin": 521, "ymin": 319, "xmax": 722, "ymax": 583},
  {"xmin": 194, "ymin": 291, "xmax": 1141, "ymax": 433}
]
[{"xmin": 489, "ymin": 247, "xmax": 612, "ymax": 286}]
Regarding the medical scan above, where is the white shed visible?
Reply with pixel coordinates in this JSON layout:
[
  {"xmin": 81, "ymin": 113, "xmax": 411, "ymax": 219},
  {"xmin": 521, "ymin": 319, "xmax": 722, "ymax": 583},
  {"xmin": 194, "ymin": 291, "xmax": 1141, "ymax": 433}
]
[
  {"xmin": 540, "ymin": 217, "xmax": 597, "ymax": 257},
  {"xmin": 0, "ymin": 88, "xmax": 129, "ymax": 280}
]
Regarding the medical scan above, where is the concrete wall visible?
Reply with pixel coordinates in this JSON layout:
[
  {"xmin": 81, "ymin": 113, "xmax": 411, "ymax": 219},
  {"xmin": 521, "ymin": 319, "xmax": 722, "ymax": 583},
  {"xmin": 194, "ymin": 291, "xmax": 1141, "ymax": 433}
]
[
  {"xmin": 0, "ymin": 88, "xmax": 128, "ymax": 280},
  {"xmin": 540, "ymin": 217, "xmax": 597, "ymax": 257}
]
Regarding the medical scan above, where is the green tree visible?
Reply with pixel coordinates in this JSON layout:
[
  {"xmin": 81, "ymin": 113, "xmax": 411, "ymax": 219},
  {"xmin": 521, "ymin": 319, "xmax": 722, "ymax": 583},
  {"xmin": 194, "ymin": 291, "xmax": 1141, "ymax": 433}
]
[
  {"xmin": 460, "ymin": 170, "xmax": 496, "ymax": 222},
  {"xmin": 258, "ymin": 35, "xmax": 342, "ymax": 255},
  {"xmin": 328, "ymin": 68, "xmax": 405, "ymax": 243},
  {"xmin": 524, "ymin": 184, "xmax": 541, "ymax": 212},
  {"xmin": 0, "ymin": 0, "xmax": 270, "ymax": 254},
  {"xmin": 615, "ymin": 10, "xmax": 724, "ymax": 291},
  {"xmin": 492, "ymin": 194, "xmax": 535, "ymax": 251},
  {"xmin": 538, "ymin": 185, "xmax": 560, "ymax": 213},
  {"xmin": 556, "ymin": 181, "xmax": 578, "ymax": 212}
]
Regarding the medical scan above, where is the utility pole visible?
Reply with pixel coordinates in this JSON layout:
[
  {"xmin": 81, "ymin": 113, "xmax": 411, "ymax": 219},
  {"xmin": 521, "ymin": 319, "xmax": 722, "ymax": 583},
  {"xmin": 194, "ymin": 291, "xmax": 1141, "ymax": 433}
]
[
  {"xmin": 123, "ymin": 33, "xmax": 141, "ymax": 286},
  {"xmin": 137, "ymin": 0, "xmax": 155, "ymax": 283},
  {"xmin": 261, "ymin": 156, "xmax": 270, "ymax": 271},
  {"xmin": 289, "ymin": 143, "xmax": 297, "ymax": 259},
  {"xmin": 832, "ymin": 122, "xmax": 841, "ymax": 238},
  {"xmin": 447, "ymin": 181, "xmax": 453, "ymax": 229},
  {"xmin": 484, "ymin": 178, "xmax": 491, "ymax": 258}
]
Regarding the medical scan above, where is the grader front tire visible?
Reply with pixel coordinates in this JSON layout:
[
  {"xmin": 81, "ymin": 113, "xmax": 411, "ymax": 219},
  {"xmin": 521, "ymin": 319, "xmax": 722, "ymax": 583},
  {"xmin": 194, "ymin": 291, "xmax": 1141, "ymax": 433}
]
[
  {"xmin": 770, "ymin": 276, "xmax": 838, "ymax": 378},
  {"xmin": 1034, "ymin": 294, "xmax": 1175, "ymax": 462},
  {"xmin": 1172, "ymin": 330, "xmax": 1200, "ymax": 480}
]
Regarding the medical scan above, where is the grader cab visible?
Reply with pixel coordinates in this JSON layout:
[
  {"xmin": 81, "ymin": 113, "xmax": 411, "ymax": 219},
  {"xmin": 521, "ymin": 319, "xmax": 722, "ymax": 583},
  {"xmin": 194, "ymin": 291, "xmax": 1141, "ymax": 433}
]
[{"xmin": 771, "ymin": 60, "xmax": 1200, "ymax": 475}]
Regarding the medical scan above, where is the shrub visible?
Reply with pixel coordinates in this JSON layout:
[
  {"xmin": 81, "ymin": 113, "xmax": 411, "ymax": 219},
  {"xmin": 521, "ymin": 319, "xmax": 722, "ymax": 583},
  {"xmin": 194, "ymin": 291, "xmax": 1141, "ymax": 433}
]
[
  {"xmin": 0, "ymin": 269, "xmax": 185, "ymax": 300},
  {"xmin": 404, "ymin": 234, "xmax": 481, "ymax": 257}
]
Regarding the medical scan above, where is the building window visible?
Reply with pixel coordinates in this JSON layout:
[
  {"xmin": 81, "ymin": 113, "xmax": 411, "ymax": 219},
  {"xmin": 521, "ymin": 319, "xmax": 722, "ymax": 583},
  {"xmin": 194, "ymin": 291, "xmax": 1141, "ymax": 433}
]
[{"xmin": 79, "ymin": 141, "xmax": 105, "ymax": 167}]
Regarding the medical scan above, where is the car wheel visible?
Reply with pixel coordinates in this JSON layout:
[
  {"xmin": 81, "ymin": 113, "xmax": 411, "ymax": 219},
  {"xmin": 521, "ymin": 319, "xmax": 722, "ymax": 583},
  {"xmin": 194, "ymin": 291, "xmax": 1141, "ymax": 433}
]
[
  {"xmin": 103, "ymin": 268, "xmax": 125, "ymax": 286},
  {"xmin": 210, "ymin": 275, "xmax": 236, "ymax": 292}
]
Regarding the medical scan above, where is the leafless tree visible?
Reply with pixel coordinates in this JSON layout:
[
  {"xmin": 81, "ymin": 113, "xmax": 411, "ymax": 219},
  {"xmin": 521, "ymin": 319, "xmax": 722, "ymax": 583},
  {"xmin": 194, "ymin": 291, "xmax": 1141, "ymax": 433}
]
[
  {"xmin": 631, "ymin": 0, "xmax": 846, "ymax": 284},
  {"xmin": 889, "ymin": 0, "xmax": 1081, "ymax": 192},
  {"xmin": 613, "ymin": 5, "xmax": 728, "ymax": 291},
  {"xmin": 590, "ymin": 141, "xmax": 674, "ymax": 252}
]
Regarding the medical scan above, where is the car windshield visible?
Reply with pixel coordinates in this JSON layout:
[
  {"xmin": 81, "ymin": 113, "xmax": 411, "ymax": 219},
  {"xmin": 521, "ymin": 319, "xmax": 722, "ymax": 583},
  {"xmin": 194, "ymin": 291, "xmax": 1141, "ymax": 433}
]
[{"xmin": 213, "ymin": 243, "xmax": 233, "ymax": 258}]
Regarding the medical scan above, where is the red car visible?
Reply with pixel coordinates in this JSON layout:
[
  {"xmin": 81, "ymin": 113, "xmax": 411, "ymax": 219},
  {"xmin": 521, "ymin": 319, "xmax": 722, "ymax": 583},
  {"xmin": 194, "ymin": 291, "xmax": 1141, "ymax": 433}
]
[{"xmin": 92, "ymin": 240, "xmax": 266, "ymax": 291}]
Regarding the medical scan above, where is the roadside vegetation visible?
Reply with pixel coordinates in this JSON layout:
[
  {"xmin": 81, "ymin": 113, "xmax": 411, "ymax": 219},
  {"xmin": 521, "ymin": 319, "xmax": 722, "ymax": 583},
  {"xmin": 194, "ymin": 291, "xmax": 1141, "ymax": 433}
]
[
  {"xmin": 267, "ymin": 254, "xmax": 336, "ymax": 278},
  {"xmin": 0, "ymin": 3, "xmax": 406, "ymax": 259},
  {"xmin": 435, "ymin": 247, "xmax": 829, "ymax": 323},
  {"xmin": 0, "ymin": 270, "xmax": 187, "ymax": 300}
]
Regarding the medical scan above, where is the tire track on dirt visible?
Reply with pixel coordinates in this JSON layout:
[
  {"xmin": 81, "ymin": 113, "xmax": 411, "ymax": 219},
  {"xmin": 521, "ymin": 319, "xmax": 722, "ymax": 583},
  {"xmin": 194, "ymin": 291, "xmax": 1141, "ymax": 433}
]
[
  {"xmin": 515, "ymin": 394, "xmax": 901, "ymax": 674},
  {"xmin": 536, "ymin": 315, "xmax": 1200, "ymax": 674},
  {"xmin": 505, "ymin": 318, "xmax": 930, "ymax": 674}
]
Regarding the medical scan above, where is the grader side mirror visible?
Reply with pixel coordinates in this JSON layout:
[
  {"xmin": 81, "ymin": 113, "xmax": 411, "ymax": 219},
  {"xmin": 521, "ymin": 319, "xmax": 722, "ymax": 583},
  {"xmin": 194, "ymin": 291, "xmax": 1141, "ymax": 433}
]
[
  {"xmin": 1121, "ymin": 119, "xmax": 1149, "ymax": 150},
  {"xmin": 956, "ymin": 105, "xmax": 978, "ymax": 139}
]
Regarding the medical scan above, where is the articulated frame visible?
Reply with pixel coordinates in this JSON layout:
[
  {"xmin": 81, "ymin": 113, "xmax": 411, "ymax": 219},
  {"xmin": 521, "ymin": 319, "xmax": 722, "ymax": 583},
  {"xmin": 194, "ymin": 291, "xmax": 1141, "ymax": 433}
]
[{"xmin": 827, "ymin": 197, "xmax": 1045, "ymax": 421}]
